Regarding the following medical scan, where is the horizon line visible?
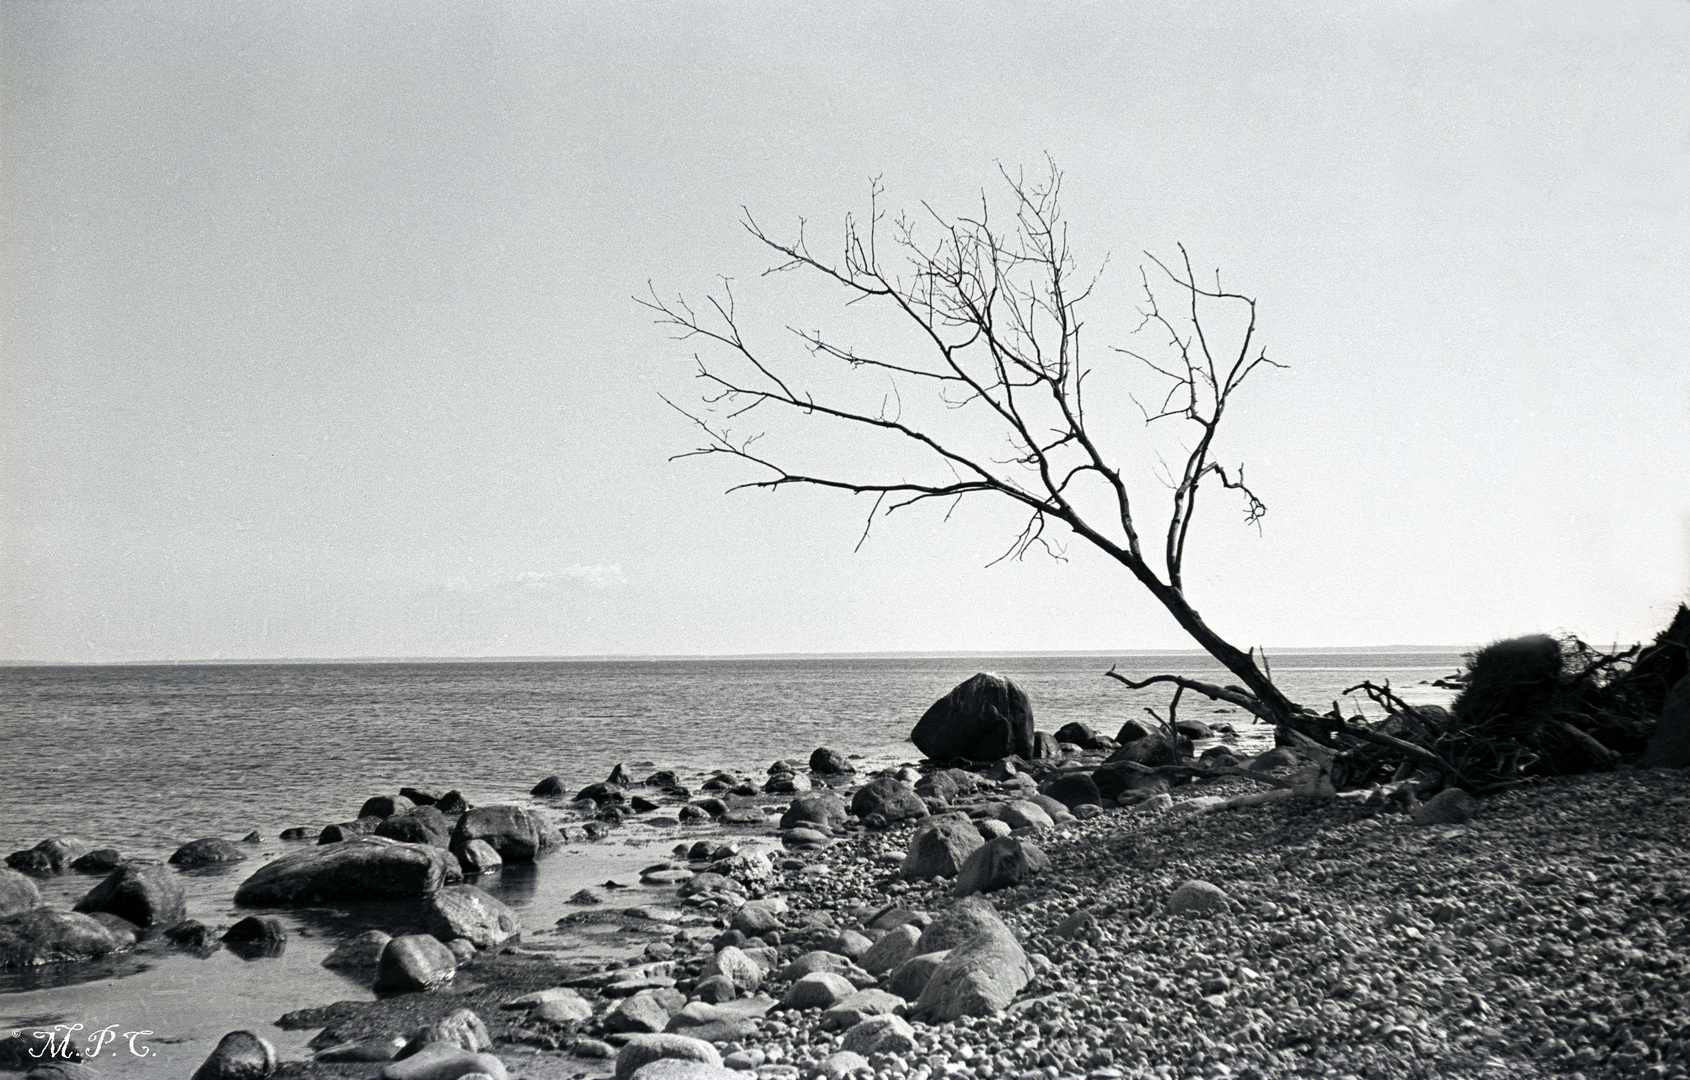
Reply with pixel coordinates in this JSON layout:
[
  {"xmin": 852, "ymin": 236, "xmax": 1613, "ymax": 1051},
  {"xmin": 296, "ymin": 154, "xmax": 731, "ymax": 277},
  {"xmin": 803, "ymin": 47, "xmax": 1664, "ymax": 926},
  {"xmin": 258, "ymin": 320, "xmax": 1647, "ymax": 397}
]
[{"xmin": 0, "ymin": 644, "xmax": 1478, "ymax": 668}]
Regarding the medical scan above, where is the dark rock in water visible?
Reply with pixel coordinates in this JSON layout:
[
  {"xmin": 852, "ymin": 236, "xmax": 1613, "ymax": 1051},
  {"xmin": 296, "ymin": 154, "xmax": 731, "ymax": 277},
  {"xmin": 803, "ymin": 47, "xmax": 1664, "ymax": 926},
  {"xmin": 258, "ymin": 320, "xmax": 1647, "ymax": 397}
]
[
  {"xmin": 171, "ymin": 837, "xmax": 249, "ymax": 867},
  {"xmin": 189, "ymin": 1030, "xmax": 276, "ymax": 1080},
  {"xmin": 912, "ymin": 904, "xmax": 1031, "ymax": 1020},
  {"xmin": 234, "ymin": 837, "xmax": 459, "ymax": 906},
  {"xmin": 399, "ymin": 787, "xmax": 439, "ymax": 806},
  {"xmin": 322, "ymin": 929, "xmax": 391, "ymax": 970},
  {"xmin": 597, "ymin": 804, "xmax": 631, "ymax": 824},
  {"xmin": 1645, "ymin": 675, "xmax": 1690, "ymax": 768},
  {"xmin": 809, "ymin": 747, "xmax": 854, "ymax": 775},
  {"xmin": 0, "ymin": 908, "xmax": 122, "ymax": 967},
  {"xmin": 279, "ymin": 827, "xmax": 314, "ymax": 841},
  {"xmin": 577, "ymin": 782, "xmax": 627, "ymax": 805},
  {"xmin": 607, "ymin": 763, "xmax": 631, "ymax": 786},
  {"xmin": 763, "ymin": 772, "xmax": 811, "ymax": 795},
  {"xmin": 449, "ymin": 805, "xmax": 554, "ymax": 862},
  {"xmin": 359, "ymin": 795, "xmax": 416, "ymax": 820},
  {"xmin": 1039, "ymin": 771, "xmax": 1102, "ymax": 809},
  {"xmin": 0, "ymin": 869, "xmax": 42, "ymax": 916},
  {"xmin": 954, "ymin": 836, "xmax": 1050, "ymax": 897},
  {"xmin": 397, "ymin": 1007, "xmax": 489, "ymax": 1057},
  {"xmin": 434, "ymin": 791, "xmax": 470, "ymax": 813},
  {"xmin": 242, "ymin": 831, "xmax": 262, "ymax": 843},
  {"xmin": 701, "ymin": 773, "xmax": 735, "ymax": 792},
  {"xmin": 6, "ymin": 838, "xmax": 87, "ymax": 876},
  {"xmin": 1053, "ymin": 722, "xmax": 1106, "ymax": 750},
  {"xmin": 729, "ymin": 782, "xmax": 758, "ymax": 798},
  {"xmin": 419, "ymin": 885, "xmax": 520, "ymax": 949},
  {"xmin": 319, "ymin": 817, "xmax": 383, "ymax": 844},
  {"xmin": 915, "ymin": 768, "xmax": 977, "ymax": 804},
  {"xmin": 848, "ymin": 778, "xmax": 926, "ymax": 824},
  {"xmin": 531, "ymin": 776, "xmax": 567, "ymax": 796},
  {"xmin": 911, "ymin": 673, "xmax": 1035, "ymax": 763},
  {"xmin": 629, "ymin": 795, "xmax": 660, "ymax": 812},
  {"xmin": 645, "ymin": 769, "xmax": 681, "ymax": 788},
  {"xmin": 1198, "ymin": 746, "xmax": 1239, "ymax": 768},
  {"xmin": 678, "ymin": 806, "xmax": 709, "ymax": 823},
  {"xmin": 456, "ymin": 839, "xmax": 502, "ymax": 875},
  {"xmin": 1174, "ymin": 719, "xmax": 1212, "ymax": 739},
  {"xmin": 1115, "ymin": 719, "xmax": 1152, "ymax": 743},
  {"xmin": 166, "ymin": 919, "xmax": 219, "ymax": 949},
  {"xmin": 223, "ymin": 915, "xmax": 288, "ymax": 956},
  {"xmin": 376, "ymin": 806, "xmax": 453, "ymax": 848},
  {"xmin": 375, "ymin": 934, "xmax": 457, "ymax": 993},
  {"xmin": 1031, "ymin": 732, "xmax": 1061, "ymax": 759},
  {"xmin": 692, "ymin": 797, "xmax": 728, "ymax": 818},
  {"xmin": 900, "ymin": 814, "xmax": 985, "ymax": 881},
  {"xmin": 1104, "ymin": 732, "xmax": 1190, "ymax": 767},
  {"xmin": 75, "ymin": 863, "xmax": 186, "ymax": 927}
]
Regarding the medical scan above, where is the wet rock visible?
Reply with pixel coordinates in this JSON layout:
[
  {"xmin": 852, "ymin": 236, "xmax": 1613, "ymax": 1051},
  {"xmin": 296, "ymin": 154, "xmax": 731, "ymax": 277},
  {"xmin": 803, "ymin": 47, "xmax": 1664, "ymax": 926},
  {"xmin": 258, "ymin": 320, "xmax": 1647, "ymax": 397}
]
[
  {"xmin": 222, "ymin": 915, "xmax": 288, "ymax": 956},
  {"xmin": 381, "ymin": 1043, "xmax": 506, "ymax": 1080},
  {"xmin": 448, "ymin": 805, "xmax": 553, "ymax": 862},
  {"xmin": 456, "ymin": 839, "xmax": 502, "ymax": 875},
  {"xmin": 400, "ymin": 787, "xmax": 439, "ymax": 806},
  {"xmin": 530, "ymin": 776, "xmax": 567, "ymax": 796},
  {"xmin": 899, "ymin": 814, "xmax": 984, "ymax": 881},
  {"xmin": 1174, "ymin": 718, "xmax": 1212, "ymax": 739},
  {"xmin": 762, "ymin": 772, "xmax": 811, "ymax": 795},
  {"xmin": 848, "ymin": 778, "xmax": 926, "ymax": 824},
  {"xmin": 318, "ymin": 817, "xmax": 383, "ymax": 844},
  {"xmin": 170, "ymin": 837, "xmax": 249, "ymax": 867},
  {"xmin": 912, "ymin": 672, "xmax": 1035, "ymax": 763},
  {"xmin": 435, "ymin": 791, "xmax": 470, "ymax": 813},
  {"xmin": 614, "ymin": 1034, "xmax": 722, "ymax": 1080},
  {"xmin": 86, "ymin": 910, "xmax": 138, "ymax": 949},
  {"xmin": 419, "ymin": 885, "xmax": 520, "ymax": 949},
  {"xmin": 778, "ymin": 791, "xmax": 847, "ymax": 832},
  {"xmin": 954, "ymin": 836, "xmax": 1050, "ymax": 896},
  {"xmin": 1413, "ymin": 788, "xmax": 1480, "ymax": 826},
  {"xmin": 809, "ymin": 747, "xmax": 854, "ymax": 774},
  {"xmin": 69, "ymin": 849, "xmax": 122, "ymax": 873},
  {"xmin": 1053, "ymin": 722, "xmax": 1106, "ymax": 750},
  {"xmin": 316, "ymin": 1037, "xmax": 408, "ymax": 1063},
  {"xmin": 6, "ymin": 838, "xmax": 87, "ymax": 875},
  {"xmin": 374, "ymin": 933, "xmax": 457, "ymax": 993},
  {"xmin": 1166, "ymin": 879, "xmax": 1231, "ymax": 916},
  {"xmin": 360, "ymin": 795, "xmax": 417, "ymax": 820},
  {"xmin": 74, "ymin": 863, "xmax": 186, "ymax": 927},
  {"xmin": 189, "ymin": 1031, "xmax": 276, "ymax": 1080},
  {"xmin": 0, "ymin": 1032, "xmax": 80, "ymax": 1069},
  {"xmin": 569, "ymin": 887, "xmax": 607, "ymax": 905},
  {"xmin": 1039, "ymin": 771, "xmax": 1102, "ymax": 808},
  {"xmin": 279, "ymin": 827, "xmax": 315, "ymax": 841},
  {"xmin": 1105, "ymin": 732, "xmax": 1190, "ymax": 768},
  {"xmin": 166, "ymin": 919, "xmax": 219, "ymax": 949},
  {"xmin": 781, "ymin": 971, "xmax": 856, "ymax": 1010},
  {"xmin": 377, "ymin": 807, "xmax": 454, "ymax": 848},
  {"xmin": 323, "ymin": 929, "xmax": 391, "ymax": 970},
  {"xmin": 0, "ymin": 868, "xmax": 42, "ymax": 917},
  {"xmin": 236, "ymin": 838, "xmax": 458, "ymax": 905},
  {"xmin": 1032, "ymin": 731, "xmax": 1061, "ymax": 759}
]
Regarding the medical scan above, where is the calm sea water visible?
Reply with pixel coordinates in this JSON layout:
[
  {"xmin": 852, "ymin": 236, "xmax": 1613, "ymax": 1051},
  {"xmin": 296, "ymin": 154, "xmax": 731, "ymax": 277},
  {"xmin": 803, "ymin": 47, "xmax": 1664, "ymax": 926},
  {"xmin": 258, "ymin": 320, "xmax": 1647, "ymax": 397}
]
[
  {"xmin": 0, "ymin": 651, "xmax": 1465, "ymax": 858},
  {"xmin": 0, "ymin": 651, "xmax": 1463, "ymax": 1075}
]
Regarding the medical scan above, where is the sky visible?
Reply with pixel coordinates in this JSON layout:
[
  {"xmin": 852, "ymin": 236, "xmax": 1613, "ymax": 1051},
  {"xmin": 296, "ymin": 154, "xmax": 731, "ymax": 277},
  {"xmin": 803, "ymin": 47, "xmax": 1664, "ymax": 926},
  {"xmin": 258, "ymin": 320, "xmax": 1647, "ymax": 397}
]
[{"xmin": 2, "ymin": 0, "xmax": 1687, "ymax": 663}]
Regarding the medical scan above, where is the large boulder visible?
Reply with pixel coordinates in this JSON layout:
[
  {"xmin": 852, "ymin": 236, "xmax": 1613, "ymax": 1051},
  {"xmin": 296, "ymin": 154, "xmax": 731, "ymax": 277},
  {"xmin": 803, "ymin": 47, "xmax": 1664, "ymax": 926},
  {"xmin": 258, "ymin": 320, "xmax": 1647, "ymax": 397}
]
[
  {"xmin": 911, "ymin": 673, "xmax": 1035, "ymax": 762},
  {"xmin": 448, "ymin": 806, "xmax": 553, "ymax": 862},
  {"xmin": 374, "ymin": 933, "xmax": 457, "ymax": 993},
  {"xmin": 914, "ymin": 768, "xmax": 978, "ymax": 804},
  {"xmin": 885, "ymin": 950, "xmax": 949, "ymax": 1001},
  {"xmin": 323, "ymin": 929, "xmax": 393, "ymax": 971},
  {"xmin": 809, "ymin": 748, "xmax": 854, "ymax": 775},
  {"xmin": 1039, "ymin": 772, "xmax": 1102, "ymax": 809},
  {"xmin": 0, "ymin": 869, "xmax": 42, "ymax": 917},
  {"xmin": 0, "ymin": 909, "xmax": 123, "ymax": 967},
  {"xmin": 189, "ymin": 1031, "xmax": 276, "ymax": 1080},
  {"xmin": 910, "ymin": 908, "xmax": 1031, "ymax": 1020},
  {"xmin": 848, "ymin": 778, "xmax": 927, "ymax": 824},
  {"xmin": 841, "ymin": 1014, "xmax": 917, "ymax": 1056},
  {"xmin": 419, "ymin": 885, "xmax": 520, "ymax": 949},
  {"xmin": 234, "ymin": 838, "xmax": 458, "ymax": 906},
  {"xmin": 860, "ymin": 923, "xmax": 921, "ymax": 975},
  {"xmin": 223, "ymin": 916, "xmax": 288, "ymax": 956},
  {"xmin": 780, "ymin": 972, "xmax": 855, "ymax": 1010},
  {"xmin": 360, "ymin": 795, "xmax": 417, "ymax": 820},
  {"xmin": 778, "ymin": 791, "xmax": 848, "ymax": 832},
  {"xmin": 614, "ymin": 1034, "xmax": 722, "ymax": 1080},
  {"xmin": 1645, "ymin": 675, "xmax": 1690, "ymax": 768},
  {"xmin": 954, "ymin": 837, "xmax": 1050, "ymax": 897},
  {"xmin": 170, "ymin": 838, "xmax": 248, "ymax": 867},
  {"xmin": 990, "ymin": 800, "xmax": 1054, "ymax": 831},
  {"xmin": 1031, "ymin": 732, "xmax": 1061, "ymax": 760},
  {"xmin": 377, "ymin": 807, "xmax": 454, "ymax": 848},
  {"xmin": 74, "ymin": 863, "xmax": 186, "ymax": 928},
  {"xmin": 916, "ymin": 896, "xmax": 1006, "ymax": 954},
  {"xmin": 899, "ymin": 815, "xmax": 985, "ymax": 881}
]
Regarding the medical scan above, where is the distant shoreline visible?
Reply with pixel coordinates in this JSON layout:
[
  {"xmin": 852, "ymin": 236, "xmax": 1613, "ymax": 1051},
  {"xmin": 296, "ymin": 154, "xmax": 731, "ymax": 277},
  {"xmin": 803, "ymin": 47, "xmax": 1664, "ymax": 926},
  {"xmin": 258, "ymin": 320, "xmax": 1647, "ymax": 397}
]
[{"xmin": 0, "ymin": 645, "xmax": 1475, "ymax": 670}]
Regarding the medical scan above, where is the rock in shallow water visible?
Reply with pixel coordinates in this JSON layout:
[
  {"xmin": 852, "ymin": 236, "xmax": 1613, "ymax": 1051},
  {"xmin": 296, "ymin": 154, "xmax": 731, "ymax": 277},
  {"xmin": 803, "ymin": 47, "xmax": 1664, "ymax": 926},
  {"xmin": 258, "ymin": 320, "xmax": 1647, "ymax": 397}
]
[
  {"xmin": 170, "ymin": 837, "xmax": 248, "ymax": 866},
  {"xmin": 222, "ymin": 915, "xmax": 287, "ymax": 956},
  {"xmin": 235, "ymin": 837, "xmax": 458, "ymax": 906},
  {"xmin": 323, "ymin": 929, "xmax": 391, "ymax": 970},
  {"xmin": 189, "ymin": 1030, "xmax": 276, "ymax": 1080},
  {"xmin": 0, "ymin": 869, "xmax": 42, "ymax": 917},
  {"xmin": 0, "ymin": 909, "xmax": 121, "ymax": 967},
  {"xmin": 449, "ymin": 806, "xmax": 553, "ymax": 862},
  {"xmin": 418, "ymin": 885, "xmax": 520, "ymax": 949},
  {"xmin": 374, "ymin": 933, "xmax": 457, "ymax": 993},
  {"xmin": 912, "ymin": 672, "xmax": 1036, "ymax": 762},
  {"xmin": 380, "ymin": 1043, "xmax": 506, "ymax": 1080},
  {"xmin": 74, "ymin": 863, "xmax": 186, "ymax": 928}
]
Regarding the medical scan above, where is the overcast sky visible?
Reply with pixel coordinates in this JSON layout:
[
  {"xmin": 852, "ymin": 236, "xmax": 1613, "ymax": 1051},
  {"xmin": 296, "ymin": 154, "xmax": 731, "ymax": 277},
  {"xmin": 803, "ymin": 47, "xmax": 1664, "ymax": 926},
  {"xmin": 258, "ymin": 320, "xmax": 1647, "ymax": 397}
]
[{"xmin": 3, "ymin": 0, "xmax": 1687, "ymax": 663}]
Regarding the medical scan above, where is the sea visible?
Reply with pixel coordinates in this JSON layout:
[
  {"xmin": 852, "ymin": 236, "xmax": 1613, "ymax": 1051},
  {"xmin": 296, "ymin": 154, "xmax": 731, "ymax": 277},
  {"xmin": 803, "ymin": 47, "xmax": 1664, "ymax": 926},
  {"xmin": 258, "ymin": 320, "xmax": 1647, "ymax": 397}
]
[{"xmin": 0, "ymin": 650, "xmax": 1464, "ymax": 1074}]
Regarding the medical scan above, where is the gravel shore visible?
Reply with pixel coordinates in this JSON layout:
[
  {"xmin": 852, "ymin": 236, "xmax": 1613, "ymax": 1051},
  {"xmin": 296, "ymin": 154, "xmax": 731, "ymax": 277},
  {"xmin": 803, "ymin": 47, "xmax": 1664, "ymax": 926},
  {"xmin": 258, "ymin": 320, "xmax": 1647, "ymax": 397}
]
[{"xmin": 263, "ymin": 760, "xmax": 1690, "ymax": 1080}]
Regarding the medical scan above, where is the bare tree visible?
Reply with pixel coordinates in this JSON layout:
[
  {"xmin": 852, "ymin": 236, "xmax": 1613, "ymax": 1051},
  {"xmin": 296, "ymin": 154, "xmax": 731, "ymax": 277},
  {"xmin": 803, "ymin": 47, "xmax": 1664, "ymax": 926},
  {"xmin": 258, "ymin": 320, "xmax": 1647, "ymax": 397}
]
[{"xmin": 643, "ymin": 164, "xmax": 1315, "ymax": 735}]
